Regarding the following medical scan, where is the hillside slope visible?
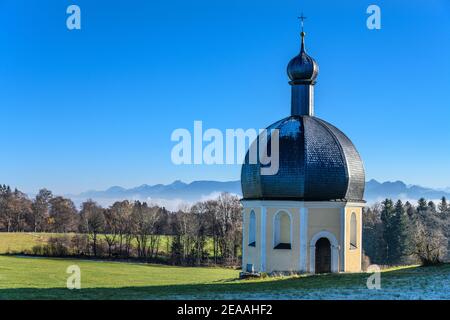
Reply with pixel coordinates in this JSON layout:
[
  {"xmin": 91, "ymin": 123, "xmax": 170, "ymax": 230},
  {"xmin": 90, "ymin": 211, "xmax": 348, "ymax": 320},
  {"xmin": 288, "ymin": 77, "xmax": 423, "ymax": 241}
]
[{"xmin": 1, "ymin": 256, "xmax": 450, "ymax": 299}]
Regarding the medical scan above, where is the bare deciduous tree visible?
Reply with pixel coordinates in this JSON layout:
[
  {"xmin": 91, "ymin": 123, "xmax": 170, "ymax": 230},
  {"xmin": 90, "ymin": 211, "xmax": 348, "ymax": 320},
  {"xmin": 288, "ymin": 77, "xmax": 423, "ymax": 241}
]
[
  {"xmin": 410, "ymin": 219, "xmax": 447, "ymax": 265},
  {"xmin": 80, "ymin": 200, "xmax": 105, "ymax": 256}
]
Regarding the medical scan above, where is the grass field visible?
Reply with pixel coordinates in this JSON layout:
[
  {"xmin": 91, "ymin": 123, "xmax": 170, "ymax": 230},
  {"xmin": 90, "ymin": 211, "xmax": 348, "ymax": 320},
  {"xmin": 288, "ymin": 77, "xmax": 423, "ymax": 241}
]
[
  {"xmin": 1, "ymin": 255, "xmax": 450, "ymax": 299},
  {"xmin": 0, "ymin": 255, "xmax": 239, "ymax": 299},
  {"xmin": 0, "ymin": 233, "xmax": 57, "ymax": 254},
  {"xmin": 0, "ymin": 232, "xmax": 213, "ymax": 255},
  {"xmin": 2, "ymin": 233, "xmax": 450, "ymax": 299}
]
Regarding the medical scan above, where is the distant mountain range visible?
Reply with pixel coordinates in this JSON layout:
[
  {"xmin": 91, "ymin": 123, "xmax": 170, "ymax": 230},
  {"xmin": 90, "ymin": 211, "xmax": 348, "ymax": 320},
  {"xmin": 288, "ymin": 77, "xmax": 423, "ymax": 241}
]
[
  {"xmin": 364, "ymin": 179, "xmax": 450, "ymax": 202},
  {"xmin": 70, "ymin": 179, "xmax": 450, "ymax": 210},
  {"xmin": 77, "ymin": 180, "xmax": 241, "ymax": 202}
]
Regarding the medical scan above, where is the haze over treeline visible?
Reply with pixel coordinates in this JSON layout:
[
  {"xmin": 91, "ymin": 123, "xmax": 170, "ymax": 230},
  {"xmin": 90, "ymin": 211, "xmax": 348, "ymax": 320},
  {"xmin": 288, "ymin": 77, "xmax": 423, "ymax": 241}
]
[{"xmin": 37, "ymin": 179, "xmax": 450, "ymax": 211}]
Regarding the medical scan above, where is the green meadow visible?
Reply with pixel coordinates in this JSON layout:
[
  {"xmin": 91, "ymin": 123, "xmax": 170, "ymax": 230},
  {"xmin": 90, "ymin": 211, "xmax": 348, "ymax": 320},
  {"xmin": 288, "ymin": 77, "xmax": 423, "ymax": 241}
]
[
  {"xmin": 1, "ymin": 233, "xmax": 450, "ymax": 300},
  {"xmin": 1, "ymin": 255, "xmax": 450, "ymax": 300},
  {"xmin": 0, "ymin": 232, "xmax": 56, "ymax": 254},
  {"xmin": 0, "ymin": 232, "xmax": 213, "ymax": 256},
  {"xmin": 0, "ymin": 255, "xmax": 239, "ymax": 299}
]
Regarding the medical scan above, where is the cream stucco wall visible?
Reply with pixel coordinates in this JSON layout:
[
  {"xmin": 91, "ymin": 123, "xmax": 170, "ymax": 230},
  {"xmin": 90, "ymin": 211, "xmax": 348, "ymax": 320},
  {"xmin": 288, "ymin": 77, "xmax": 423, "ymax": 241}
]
[
  {"xmin": 344, "ymin": 207, "xmax": 362, "ymax": 272},
  {"xmin": 265, "ymin": 208, "xmax": 299, "ymax": 273},
  {"xmin": 307, "ymin": 207, "xmax": 341, "ymax": 271},
  {"xmin": 241, "ymin": 201, "xmax": 364, "ymax": 274},
  {"xmin": 242, "ymin": 207, "xmax": 261, "ymax": 272}
]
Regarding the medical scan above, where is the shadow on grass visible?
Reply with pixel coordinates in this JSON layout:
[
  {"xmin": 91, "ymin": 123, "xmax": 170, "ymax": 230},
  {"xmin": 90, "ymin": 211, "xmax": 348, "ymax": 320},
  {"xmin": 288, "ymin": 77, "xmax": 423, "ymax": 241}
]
[{"xmin": 2, "ymin": 264, "xmax": 446, "ymax": 300}]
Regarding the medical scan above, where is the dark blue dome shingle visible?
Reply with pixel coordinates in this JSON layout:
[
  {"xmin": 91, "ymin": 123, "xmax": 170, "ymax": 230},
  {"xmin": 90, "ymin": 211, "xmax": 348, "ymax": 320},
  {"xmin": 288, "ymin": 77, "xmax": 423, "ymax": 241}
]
[{"xmin": 241, "ymin": 116, "xmax": 365, "ymax": 202}]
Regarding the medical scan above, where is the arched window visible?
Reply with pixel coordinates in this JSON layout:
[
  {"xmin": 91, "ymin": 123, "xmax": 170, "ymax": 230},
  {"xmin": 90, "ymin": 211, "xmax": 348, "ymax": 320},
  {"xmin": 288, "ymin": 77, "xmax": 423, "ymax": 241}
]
[
  {"xmin": 248, "ymin": 210, "xmax": 256, "ymax": 247},
  {"xmin": 350, "ymin": 212, "xmax": 357, "ymax": 249},
  {"xmin": 274, "ymin": 211, "xmax": 291, "ymax": 249}
]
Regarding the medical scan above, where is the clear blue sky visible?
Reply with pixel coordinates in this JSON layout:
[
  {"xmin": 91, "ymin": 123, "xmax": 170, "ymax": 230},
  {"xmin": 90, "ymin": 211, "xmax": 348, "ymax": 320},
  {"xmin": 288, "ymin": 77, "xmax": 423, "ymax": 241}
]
[{"xmin": 0, "ymin": 0, "xmax": 449, "ymax": 194}]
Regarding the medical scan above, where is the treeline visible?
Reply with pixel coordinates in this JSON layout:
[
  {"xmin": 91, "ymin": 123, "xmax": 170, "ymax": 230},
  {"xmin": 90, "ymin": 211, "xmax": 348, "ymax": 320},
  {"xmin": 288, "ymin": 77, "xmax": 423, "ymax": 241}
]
[
  {"xmin": 0, "ymin": 185, "xmax": 242, "ymax": 266},
  {"xmin": 364, "ymin": 197, "xmax": 450, "ymax": 266},
  {"xmin": 3, "ymin": 183, "xmax": 450, "ymax": 268}
]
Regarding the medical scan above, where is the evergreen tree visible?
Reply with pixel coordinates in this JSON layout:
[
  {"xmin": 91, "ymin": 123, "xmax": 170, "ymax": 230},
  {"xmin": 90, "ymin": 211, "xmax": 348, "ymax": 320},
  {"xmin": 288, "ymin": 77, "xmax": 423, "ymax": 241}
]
[
  {"xmin": 380, "ymin": 199, "xmax": 395, "ymax": 264},
  {"xmin": 428, "ymin": 201, "xmax": 437, "ymax": 214},
  {"xmin": 393, "ymin": 200, "xmax": 410, "ymax": 264},
  {"xmin": 417, "ymin": 198, "xmax": 428, "ymax": 222},
  {"xmin": 380, "ymin": 199, "xmax": 410, "ymax": 265},
  {"xmin": 438, "ymin": 197, "xmax": 449, "ymax": 219},
  {"xmin": 437, "ymin": 197, "xmax": 450, "ymax": 258},
  {"xmin": 417, "ymin": 198, "xmax": 427, "ymax": 210},
  {"xmin": 405, "ymin": 201, "xmax": 416, "ymax": 220},
  {"xmin": 362, "ymin": 205, "xmax": 385, "ymax": 264}
]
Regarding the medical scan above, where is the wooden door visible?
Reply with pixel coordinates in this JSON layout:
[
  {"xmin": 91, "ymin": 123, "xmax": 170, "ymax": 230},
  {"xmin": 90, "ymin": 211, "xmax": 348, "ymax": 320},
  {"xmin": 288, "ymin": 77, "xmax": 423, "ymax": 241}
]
[{"xmin": 315, "ymin": 238, "xmax": 331, "ymax": 273}]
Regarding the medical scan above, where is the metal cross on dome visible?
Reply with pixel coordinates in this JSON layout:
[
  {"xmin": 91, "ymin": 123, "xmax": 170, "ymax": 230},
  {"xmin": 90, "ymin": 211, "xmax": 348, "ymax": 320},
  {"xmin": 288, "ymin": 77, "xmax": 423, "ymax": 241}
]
[{"xmin": 298, "ymin": 13, "xmax": 307, "ymax": 32}]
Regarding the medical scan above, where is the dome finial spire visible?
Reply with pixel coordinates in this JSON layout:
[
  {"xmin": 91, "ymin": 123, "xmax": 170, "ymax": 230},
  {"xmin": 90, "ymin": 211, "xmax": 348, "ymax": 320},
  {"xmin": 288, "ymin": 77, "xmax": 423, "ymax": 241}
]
[
  {"xmin": 298, "ymin": 12, "xmax": 307, "ymax": 33},
  {"xmin": 288, "ymin": 13, "xmax": 319, "ymax": 116},
  {"xmin": 298, "ymin": 13, "xmax": 307, "ymax": 52}
]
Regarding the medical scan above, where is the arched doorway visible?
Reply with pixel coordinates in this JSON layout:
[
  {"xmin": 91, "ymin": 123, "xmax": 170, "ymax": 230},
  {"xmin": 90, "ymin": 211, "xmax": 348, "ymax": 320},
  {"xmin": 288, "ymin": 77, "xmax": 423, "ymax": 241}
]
[
  {"xmin": 309, "ymin": 231, "xmax": 339, "ymax": 273},
  {"xmin": 315, "ymin": 238, "xmax": 331, "ymax": 273}
]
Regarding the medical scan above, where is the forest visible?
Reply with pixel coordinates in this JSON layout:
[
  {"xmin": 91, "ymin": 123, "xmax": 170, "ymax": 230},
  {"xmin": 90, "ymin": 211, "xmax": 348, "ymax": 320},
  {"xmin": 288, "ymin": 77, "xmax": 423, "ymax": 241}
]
[
  {"xmin": 0, "ymin": 185, "xmax": 242, "ymax": 265},
  {"xmin": 1, "ymin": 184, "xmax": 449, "ymax": 267}
]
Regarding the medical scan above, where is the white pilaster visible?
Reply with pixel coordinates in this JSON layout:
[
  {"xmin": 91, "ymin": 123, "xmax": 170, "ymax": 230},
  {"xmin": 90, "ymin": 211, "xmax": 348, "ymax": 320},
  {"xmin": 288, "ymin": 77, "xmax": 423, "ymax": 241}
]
[
  {"xmin": 359, "ymin": 208, "xmax": 363, "ymax": 271},
  {"xmin": 299, "ymin": 207, "xmax": 308, "ymax": 272},
  {"xmin": 340, "ymin": 207, "xmax": 346, "ymax": 272},
  {"xmin": 260, "ymin": 206, "xmax": 267, "ymax": 272}
]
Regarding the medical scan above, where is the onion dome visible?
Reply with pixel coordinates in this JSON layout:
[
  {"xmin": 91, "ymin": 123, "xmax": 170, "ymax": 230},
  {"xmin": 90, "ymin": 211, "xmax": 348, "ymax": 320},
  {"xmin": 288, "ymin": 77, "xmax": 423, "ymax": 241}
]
[{"xmin": 287, "ymin": 32, "xmax": 319, "ymax": 84}]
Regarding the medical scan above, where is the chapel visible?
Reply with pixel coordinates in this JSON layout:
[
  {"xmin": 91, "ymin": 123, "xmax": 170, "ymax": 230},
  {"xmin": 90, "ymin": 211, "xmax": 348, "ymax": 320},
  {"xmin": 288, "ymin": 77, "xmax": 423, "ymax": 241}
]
[{"xmin": 241, "ymin": 28, "xmax": 365, "ymax": 274}]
